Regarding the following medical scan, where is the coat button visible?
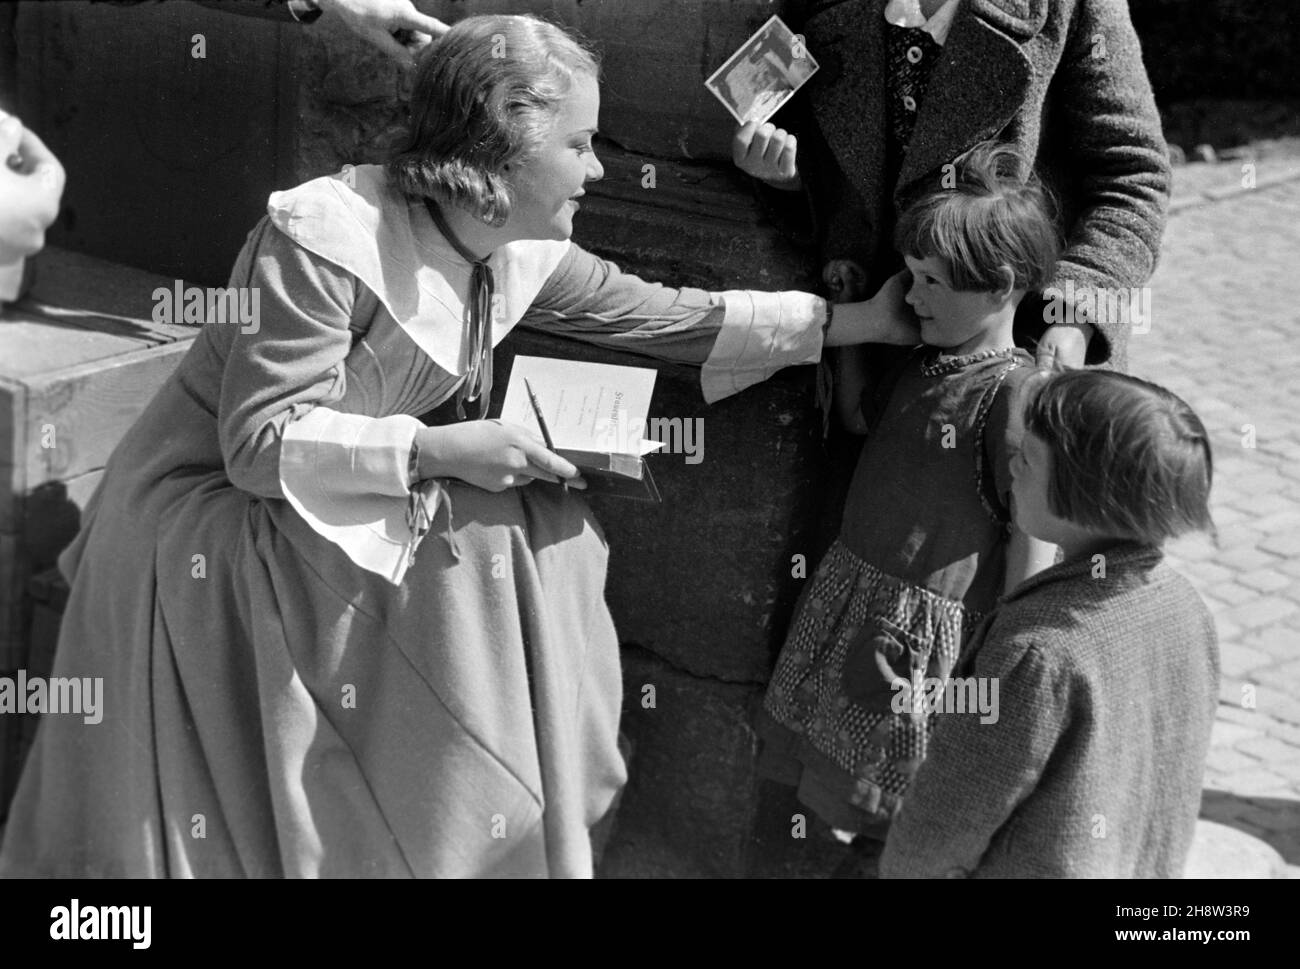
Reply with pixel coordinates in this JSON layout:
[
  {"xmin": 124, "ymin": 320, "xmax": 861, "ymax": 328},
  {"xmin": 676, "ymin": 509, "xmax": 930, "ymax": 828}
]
[
  {"xmin": 902, "ymin": 94, "xmax": 917, "ymax": 112},
  {"xmin": 907, "ymin": 45, "xmax": 923, "ymax": 64}
]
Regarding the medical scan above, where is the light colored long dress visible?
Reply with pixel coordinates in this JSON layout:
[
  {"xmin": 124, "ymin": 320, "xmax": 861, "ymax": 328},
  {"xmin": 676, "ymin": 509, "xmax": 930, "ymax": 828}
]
[{"xmin": 0, "ymin": 165, "xmax": 825, "ymax": 877}]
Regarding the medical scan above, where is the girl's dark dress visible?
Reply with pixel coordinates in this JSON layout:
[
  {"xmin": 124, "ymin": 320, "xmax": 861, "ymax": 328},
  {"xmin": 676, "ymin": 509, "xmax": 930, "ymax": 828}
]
[{"xmin": 759, "ymin": 347, "xmax": 1034, "ymax": 832}]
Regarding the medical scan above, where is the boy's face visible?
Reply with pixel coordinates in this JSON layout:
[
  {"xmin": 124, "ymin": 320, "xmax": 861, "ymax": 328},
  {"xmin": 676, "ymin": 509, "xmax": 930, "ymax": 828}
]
[
  {"xmin": 1010, "ymin": 429, "xmax": 1068, "ymax": 545},
  {"xmin": 902, "ymin": 255, "xmax": 1006, "ymax": 355}
]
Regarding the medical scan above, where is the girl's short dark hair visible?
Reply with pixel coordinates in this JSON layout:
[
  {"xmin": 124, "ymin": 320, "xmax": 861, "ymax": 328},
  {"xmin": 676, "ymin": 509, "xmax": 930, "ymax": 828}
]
[
  {"xmin": 894, "ymin": 141, "xmax": 1061, "ymax": 293},
  {"xmin": 386, "ymin": 14, "xmax": 600, "ymax": 226},
  {"xmin": 1024, "ymin": 370, "xmax": 1215, "ymax": 544}
]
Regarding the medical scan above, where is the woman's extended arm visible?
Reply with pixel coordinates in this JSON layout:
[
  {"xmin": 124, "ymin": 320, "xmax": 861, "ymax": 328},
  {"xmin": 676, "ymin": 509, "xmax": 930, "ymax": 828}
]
[{"xmin": 520, "ymin": 243, "xmax": 917, "ymax": 403}]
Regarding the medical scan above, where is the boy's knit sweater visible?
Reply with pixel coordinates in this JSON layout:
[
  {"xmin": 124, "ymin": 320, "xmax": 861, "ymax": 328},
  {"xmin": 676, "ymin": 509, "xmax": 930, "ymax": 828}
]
[{"xmin": 881, "ymin": 543, "xmax": 1219, "ymax": 878}]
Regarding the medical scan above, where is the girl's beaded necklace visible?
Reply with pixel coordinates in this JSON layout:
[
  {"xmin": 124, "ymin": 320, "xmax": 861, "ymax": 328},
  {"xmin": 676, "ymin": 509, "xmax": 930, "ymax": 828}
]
[{"xmin": 918, "ymin": 345, "xmax": 1019, "ymax": 378}]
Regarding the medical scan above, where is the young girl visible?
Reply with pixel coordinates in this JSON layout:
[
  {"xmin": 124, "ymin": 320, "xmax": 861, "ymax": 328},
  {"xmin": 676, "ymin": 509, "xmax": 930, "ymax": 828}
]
[
  {"xmin": 881, "ymin": 370, "xmax": 1218, "ymax": 877},
  {"xmin": 757, "ymin": 143, "xmax": 1059, "ymax": 852}
]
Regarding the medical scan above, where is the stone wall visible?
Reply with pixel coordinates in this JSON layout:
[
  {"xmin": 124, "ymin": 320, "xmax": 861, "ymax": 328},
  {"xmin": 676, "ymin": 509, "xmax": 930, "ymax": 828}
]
[{"xmin": 7, "ymin": 1, "xmax": 297, "ymax": 285}]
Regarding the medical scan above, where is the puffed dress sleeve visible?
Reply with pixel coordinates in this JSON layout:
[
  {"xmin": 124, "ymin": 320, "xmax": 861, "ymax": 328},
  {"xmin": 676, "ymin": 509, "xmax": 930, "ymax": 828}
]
[
  {"xmin": 218, "ymin": 219, "xmax": 421, "ymax": 499},
  {"xmin": 217, "ymin": 218, "xmax": 429, "ymax": 582}
]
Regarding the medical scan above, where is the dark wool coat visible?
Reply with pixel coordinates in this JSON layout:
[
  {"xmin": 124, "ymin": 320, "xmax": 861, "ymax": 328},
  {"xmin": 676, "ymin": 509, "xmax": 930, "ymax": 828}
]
[{"xmin": 783, "ymin": 0, "xmax": 1172, "ymax": 369}]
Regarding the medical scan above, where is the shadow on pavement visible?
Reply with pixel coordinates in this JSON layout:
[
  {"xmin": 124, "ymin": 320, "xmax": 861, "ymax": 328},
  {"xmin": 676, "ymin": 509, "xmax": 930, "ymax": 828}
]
[{"xmin": 1201, "ymin": 788, "xmax": 1300, "ymax": 866}]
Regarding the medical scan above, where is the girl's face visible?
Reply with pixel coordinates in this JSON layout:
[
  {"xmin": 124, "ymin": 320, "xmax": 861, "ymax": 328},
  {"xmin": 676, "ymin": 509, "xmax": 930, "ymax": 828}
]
[
  {"xmin": 902, "ymin": 254, "xmax": 1006, "ymax": 355},
  {"xmin": 505, "ymin": 72, "xmax": 604, "ymax": 242}
]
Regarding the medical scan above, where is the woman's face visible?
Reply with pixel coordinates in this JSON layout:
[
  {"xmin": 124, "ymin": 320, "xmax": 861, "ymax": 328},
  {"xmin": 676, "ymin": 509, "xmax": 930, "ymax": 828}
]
[{"xmin": 505, "ymin": 72, "xmax": 604, "ymax": 242}]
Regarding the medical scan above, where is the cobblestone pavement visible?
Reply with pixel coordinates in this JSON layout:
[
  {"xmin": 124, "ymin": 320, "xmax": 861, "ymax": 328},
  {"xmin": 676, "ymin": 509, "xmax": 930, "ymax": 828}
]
[{"xmin": 1128, "ymin": 158, "xmax": 1300, "ymax": 870}]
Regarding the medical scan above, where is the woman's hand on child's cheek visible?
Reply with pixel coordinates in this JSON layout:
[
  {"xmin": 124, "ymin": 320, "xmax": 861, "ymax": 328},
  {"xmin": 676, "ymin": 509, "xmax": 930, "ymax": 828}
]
[
  {"xmin": 1035, "ymin": 322, "xmax": 1092, "ymax": 371},
  {"xmin": 732, "ymin": 120, "xmax": 802, "ymax": 190},
  {"xmin": 869, "ymin": 269, "xmax": 921, "ymax": 344},
  {"xmin": 825, "ymin": 270, "xmax": 920, "ymax": 346}
]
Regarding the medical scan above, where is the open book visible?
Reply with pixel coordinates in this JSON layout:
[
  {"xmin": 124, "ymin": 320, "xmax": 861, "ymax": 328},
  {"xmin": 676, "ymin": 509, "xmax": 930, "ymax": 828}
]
[{"xmin": 500, "ymin": 355, "xmax": 665, "ymax": 502}]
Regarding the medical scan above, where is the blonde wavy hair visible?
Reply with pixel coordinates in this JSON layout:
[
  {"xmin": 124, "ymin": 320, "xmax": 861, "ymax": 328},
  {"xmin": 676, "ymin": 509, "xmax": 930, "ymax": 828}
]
[{"xmin": 386, "ymin": 14, "xmax": 600, "ymax": 227}]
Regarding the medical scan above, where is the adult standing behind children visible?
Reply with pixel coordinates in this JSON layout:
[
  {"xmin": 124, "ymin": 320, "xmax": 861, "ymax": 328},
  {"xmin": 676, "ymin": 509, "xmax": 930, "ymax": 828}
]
[{"xmin": 733, "ymin": 0, "xmax": 1171, "ymax": 373}]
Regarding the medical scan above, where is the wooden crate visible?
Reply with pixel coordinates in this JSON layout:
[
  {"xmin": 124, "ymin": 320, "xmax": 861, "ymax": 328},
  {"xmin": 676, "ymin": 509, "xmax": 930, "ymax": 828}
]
[{"xmin": 0, "ymin": 246, "xmax": 199, "ymax": 667}]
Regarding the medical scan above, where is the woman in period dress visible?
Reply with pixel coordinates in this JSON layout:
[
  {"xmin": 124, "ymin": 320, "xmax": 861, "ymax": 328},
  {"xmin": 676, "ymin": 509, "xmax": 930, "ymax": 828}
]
[{"xmin": 0, "ymin": 14, "xmax": 914, "ymax": 877}]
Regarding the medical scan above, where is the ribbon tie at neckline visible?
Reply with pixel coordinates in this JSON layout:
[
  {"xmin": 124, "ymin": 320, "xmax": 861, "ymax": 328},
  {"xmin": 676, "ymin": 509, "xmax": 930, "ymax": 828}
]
[
  {"xmin": 424, "ymin": 198, "xmax": 495, "ymax": 421},
  {"xmin": 403, "ymin": 198, "xmax": 500, "ymax": 571}
]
